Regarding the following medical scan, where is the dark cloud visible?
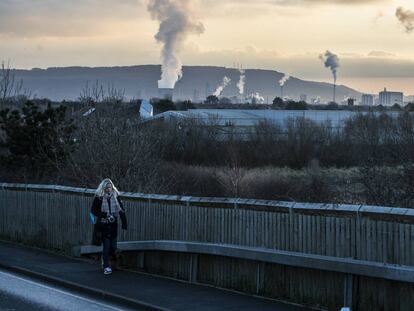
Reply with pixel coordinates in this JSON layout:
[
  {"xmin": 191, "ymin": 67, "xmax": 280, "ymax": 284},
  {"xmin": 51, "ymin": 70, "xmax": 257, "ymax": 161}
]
[
  {"xmin": 232, "ymin": 0, "xmax": 389, "ymax": 6},
  {"xmin": 0, "ymin": 0, "xmax": 141, "ymax": 17},
  {"xmin": 368, "ymin": 50, "xmax": 395, "ymax": 58},
  {"xmin": 197, "ymin": 0, "xmax": 388, "ymax": 18},
  {"xmin": 0, "ymin": 0, "xmax": 143, "ymax": 37},
  {"xmin": 396, "ymin": 7, "xmax": 414, "ymax": 33},
  {"xmin": 182, "ymin": 48, "xmax": 414, "ymax": 79},
  {"xmin": 204, "ymin": 0, "xmax": 386, "ymax": 5},
  {"xmin": 274, "ymin": 0, "xmax": 387, "ymax": 5}
]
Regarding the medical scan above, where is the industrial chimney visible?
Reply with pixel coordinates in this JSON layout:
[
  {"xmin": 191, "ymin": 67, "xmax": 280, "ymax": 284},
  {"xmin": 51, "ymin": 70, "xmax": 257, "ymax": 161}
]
[{"xmin": 158, "ymin": 88, "xmax": 174, "ymax": 100}]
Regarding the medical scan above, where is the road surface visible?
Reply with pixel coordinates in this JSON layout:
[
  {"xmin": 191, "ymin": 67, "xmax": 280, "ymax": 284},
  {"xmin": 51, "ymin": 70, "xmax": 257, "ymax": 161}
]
[{"xmin": 0, "ymin": 269, "xmax": 138, "ymax": 311}]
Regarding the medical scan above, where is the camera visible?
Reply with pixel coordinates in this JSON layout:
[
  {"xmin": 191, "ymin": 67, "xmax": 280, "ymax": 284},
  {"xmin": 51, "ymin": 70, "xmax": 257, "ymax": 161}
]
[{"xmin": 101, "ymin": 213, "xmax": 116, "ymax": 224}]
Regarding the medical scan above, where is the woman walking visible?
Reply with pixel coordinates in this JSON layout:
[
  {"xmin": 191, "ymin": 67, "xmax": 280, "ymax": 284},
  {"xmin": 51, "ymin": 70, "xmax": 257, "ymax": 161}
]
[{"xmin": 91, "ymin": 178, "xmax": 127, "ymax": 275}]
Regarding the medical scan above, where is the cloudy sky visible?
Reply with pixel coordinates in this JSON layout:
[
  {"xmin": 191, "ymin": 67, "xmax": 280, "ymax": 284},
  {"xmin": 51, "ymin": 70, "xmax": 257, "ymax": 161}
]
[{"xmin": 1, "ymin": 0, "xmax": 414, "ymax": 93}]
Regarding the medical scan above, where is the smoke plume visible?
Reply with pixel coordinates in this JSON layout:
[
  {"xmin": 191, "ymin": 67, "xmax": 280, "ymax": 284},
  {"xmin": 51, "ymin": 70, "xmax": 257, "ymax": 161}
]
[
  {"xmin": 237, "ymin": 68, "xmax": 245, "ymax": 95},
  {"xmin": 147, "ymin": 0, "xmax": 204, "ymax": 88},
  {"xmin": 320, "ymin": 50, "xmax": 339, "ymax": 103},
  {"xmin": 319, "ymin": 50, "xmax": 339, "ymax": 83},
  {"xmin": 213, "ymin": 76, "xmax": 231, "ymax": 97},
  {"xmin": 248, "ymin": 92, "xmax": 265, "ymax": 104},
  {"xmin": 396, "ymin": 7, "xmax": 414, "ymax": 33},
  {"xmin": 278, "ymin": 74, "xmax": 290, "ymax": 87}
]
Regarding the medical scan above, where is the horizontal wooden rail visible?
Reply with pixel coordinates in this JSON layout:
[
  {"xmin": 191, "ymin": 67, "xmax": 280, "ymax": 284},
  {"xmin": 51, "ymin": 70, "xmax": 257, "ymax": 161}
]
[
  {"xmin": 2, "ymin": 182, "xmax": 414, "ymax": 221},
  {"xmin": 75, "ymin": 240, "xmax": 414, "ymax": 284}
]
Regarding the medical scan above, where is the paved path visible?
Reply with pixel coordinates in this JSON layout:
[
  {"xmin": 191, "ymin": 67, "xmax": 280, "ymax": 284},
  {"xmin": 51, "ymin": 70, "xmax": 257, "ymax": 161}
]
[
  {"xmin": 0, "ymin": 269, "xmax": 138, "ymax": 311},
  {"xmin": 0, "ymin": 241, "xmax": 314, "ymax": 311}
]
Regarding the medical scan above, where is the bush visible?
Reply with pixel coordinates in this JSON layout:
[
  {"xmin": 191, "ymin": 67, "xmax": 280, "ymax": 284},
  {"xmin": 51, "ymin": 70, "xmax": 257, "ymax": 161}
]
[
  {"xmin": 165, "ymin": 164, "xmax": 362, "ymax": 204},
  {"xmin": 204, "ymin": 95, "xmax": 219, "ymax": 105},
  {"xmin": 0, "ymin": 101, "xmax": 76, "ymax": 177},
  {"xmin": 272, "ymin": 97, "xmax": 284, "ymax": 108},
  {"xmin": 166, "ymin": 164, "xmax": 224, "ymax": 197},
  {"xmin": 152, "ymin": 99, "xmax": 176, "ymax": 114},
  {"xmin": 176, "ymin": 100, "xmax": 195, "ymax": 111},
  {"xmin": 285, "ymin": 100, "xmax": 307, "ymax": 110}
]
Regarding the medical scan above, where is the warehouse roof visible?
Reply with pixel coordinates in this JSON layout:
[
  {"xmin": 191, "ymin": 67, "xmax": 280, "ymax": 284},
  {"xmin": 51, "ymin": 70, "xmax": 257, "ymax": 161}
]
[{"xmin": 151, "ymin": 109, "xmax": 402, "ymax": 127}]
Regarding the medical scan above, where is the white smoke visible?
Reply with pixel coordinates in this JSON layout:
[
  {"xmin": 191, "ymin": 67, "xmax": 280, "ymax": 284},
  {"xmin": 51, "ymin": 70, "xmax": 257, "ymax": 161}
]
[
  {"xmin": 213, "ymin": 76, "xmax": 231, "ymax": 97},
  {"xmin": 278, "ymin": 74, "xmax": 290, "ymax": 87},
  {"xmin": 319, "ymin": 50, "xmax": 340, "ymax": 83},
  {"xmin": 248, "ymin": 92, "xmax": 265, "ymax": 104},
  {"xmin": 237, "ymin": 68, "xmax": 245, "ymax": 95},
  {"xmin": 312, "ymin": 96, "xmax": 321, "ymax": 105},
  {"xmin": 147, "ymin": 0, "xmax": 204, "ymax": 89},
  {"xmin": 396, "ymin": 7, "xmax": 414, "ymax": 33}
]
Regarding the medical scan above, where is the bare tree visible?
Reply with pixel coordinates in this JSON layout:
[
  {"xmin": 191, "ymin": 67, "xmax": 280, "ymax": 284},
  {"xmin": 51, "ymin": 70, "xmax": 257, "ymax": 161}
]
[
  {"xmin": 0, "ymin": 61, "xmax": 25, "ymax": 108},
  {"xmin": 66, "ymin": 111, "xmax": 169, "ymax": 192},
  {"xmin": 104, "ymin": 82, "xmax": 125, "ymax": 104},
  {"xmin": 217, "ymin": 140, "xmax": 246, "ymax": 197},
  {"xmin": 79, "ymin": 80, "xmax": 104, "ymax": 106},
  {"xmin": 79, "ymin": 80, "xmax": 126, "ymax": 111}
]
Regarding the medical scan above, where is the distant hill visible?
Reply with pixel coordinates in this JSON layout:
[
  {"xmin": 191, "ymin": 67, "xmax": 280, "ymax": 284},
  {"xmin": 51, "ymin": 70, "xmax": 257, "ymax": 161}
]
[{"xmin": 13, "ymin": 65, "xmax": 362, "ymax": 103}]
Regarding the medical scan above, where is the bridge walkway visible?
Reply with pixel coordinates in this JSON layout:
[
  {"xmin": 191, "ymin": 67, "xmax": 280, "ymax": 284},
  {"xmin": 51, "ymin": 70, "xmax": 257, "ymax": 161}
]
[{"xmin": 0, "ymin": 240, "xmax": 312, "ymax": 311}]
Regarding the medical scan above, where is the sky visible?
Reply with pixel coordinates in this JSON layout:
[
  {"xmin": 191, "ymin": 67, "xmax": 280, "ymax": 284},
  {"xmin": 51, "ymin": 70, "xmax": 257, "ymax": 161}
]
[{"xmin": 1, "ymin": 0, "xmax": 414, "ymax": 94}]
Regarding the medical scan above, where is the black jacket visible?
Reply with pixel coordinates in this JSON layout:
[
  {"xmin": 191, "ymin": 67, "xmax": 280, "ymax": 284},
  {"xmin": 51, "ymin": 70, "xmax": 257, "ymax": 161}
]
[{"xmin": 91, "ymin": 196, "xmax": 127, "ymax": 239}]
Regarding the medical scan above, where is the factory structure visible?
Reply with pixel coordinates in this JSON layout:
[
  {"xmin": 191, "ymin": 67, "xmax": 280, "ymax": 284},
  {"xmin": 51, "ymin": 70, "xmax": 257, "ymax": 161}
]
[
  {"xmin": 361, "ymin": 94, "xmax": 374, "ymax": 106},
  {"xmin": 156, "ymin": 85, "xmax": 407, "ymax": 106},
  {"xmin": 153, "ymin": 69, "xmax": 407, "ymax": 107},
  {"xmin": 378, "ymin": 88, "xmax": 404, "ymax": 107}
]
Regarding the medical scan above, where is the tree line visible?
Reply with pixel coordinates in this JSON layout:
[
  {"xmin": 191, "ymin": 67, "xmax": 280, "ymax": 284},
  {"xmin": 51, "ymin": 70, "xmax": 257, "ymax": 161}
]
[{"xmin": 1, "ymin": 100, "xmax": 414, "ymax": 208}]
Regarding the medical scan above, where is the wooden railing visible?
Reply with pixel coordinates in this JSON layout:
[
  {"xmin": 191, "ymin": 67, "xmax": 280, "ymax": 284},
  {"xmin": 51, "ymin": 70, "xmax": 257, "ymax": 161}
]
[{"xmin": 1, "ymin": 182, "xmax": 414, "ymax": 310}]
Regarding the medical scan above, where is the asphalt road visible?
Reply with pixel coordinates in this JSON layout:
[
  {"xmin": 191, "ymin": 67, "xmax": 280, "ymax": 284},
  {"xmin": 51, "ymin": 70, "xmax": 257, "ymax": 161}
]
[{"xmin": 0, "ymin": 269, "xmax": 137, "ymax": 311}]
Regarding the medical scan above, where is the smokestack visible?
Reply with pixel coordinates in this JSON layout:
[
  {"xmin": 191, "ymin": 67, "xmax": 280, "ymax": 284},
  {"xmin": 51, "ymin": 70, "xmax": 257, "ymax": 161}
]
[
  {"xmin": 158, "ymin": 88, "xmax": 174, "ymax": 100},
  {"xmin": 320, "ymin": 50, "xmax": 340, "ymax": 103},
  {"xmin": 237, "ymin": 66, "xmax": 245, "ymax": 101},
  {"xmin": 147, "ymin": 0, "xmax": 204, "ymax": 89},
  {"xmin": 278, "ymin": 74, "xmax": 289, "ymax": 100}
]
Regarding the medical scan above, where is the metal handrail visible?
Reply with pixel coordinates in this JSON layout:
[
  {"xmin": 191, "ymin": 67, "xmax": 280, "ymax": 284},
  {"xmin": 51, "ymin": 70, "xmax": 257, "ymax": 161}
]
[{"xmin": 1, "ymin": 182, "xmax": 413, "ymax": 220}]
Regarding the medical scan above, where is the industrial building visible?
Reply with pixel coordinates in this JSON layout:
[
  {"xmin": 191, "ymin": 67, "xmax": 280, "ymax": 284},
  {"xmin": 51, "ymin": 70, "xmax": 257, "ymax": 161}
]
[
  {"xmin": 361, "ymin": 94, "xmax": 374, "ymax": 106},
  {"xmin": 146, "ymin": 109, "xmax": 403, "ymax": 139},
  {"xmin": 379, "ymin": 88, "xmax": 403, "ymax": 106}
]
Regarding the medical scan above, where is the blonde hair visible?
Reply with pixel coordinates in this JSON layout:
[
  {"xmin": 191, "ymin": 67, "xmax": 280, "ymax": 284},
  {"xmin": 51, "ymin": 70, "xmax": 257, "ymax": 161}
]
[{"xmin": 95, "ymin": 178, "xmax": 120, "ymax": 197}]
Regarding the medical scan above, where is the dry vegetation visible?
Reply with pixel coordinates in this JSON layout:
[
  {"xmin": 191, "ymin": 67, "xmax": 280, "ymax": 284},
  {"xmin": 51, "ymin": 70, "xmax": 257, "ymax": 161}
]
[{"xmin": 1, "ymin": 98, "xmax": 414, "ymax": 208}]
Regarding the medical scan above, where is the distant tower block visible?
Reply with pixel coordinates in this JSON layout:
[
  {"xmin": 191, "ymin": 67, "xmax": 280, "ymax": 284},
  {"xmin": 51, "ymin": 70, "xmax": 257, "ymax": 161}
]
[
  {"xmin": 379, "ymin": 88, "xmax": 403, "ymax": 106},
  {"xmin": 158, "ymin": 88, "xmax": 174, "ymax": 100},
  {"xmin": 361, "ymin": 94, "xmax": 374, "ymax": 106}
]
